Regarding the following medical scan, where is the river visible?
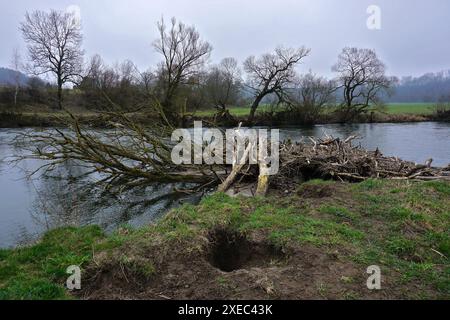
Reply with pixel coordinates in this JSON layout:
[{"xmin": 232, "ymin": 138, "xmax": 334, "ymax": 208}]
[{"xmin": 0, "ymin": 122, "xmax": 449, "ymax": 248}]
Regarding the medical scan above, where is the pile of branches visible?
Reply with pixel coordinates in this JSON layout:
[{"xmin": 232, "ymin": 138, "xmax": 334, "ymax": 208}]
[{"xmin": 274, "ymin": 135, "xmax": 450, "ymax": 187}]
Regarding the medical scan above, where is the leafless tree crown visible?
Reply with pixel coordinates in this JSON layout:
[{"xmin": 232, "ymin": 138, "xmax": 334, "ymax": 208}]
[
  {"xmin": 288, "ymin": 71, "xmax": 336, "ymax": 123},
  {"xmin": 333, "ymin": 47, "xmax": 395, "ymax": 121},
  {"xmin": 204, "ymin": 57, "xmax": 242, "ymax": 110},
  {"xmin": 244, "ymin": 46, "xmax": 310, "ymax": 123},
  {"xmin": 153, "ymin": 17, "xmax": 212, "ymax": 116},
  {"xmin": 20, "ymin": 10, "xmax": 84, "ymax": 108}
]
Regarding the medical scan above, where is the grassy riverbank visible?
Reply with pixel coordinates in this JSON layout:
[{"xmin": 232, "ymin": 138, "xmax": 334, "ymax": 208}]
[
  {"xmin": 0, "ymin": 179, "xmax": 448, "ymax": 300},
  {"xmin": 195, "ymin": 103, "xmax": 436, "ymax": 117},
  {"xmin": 0, "ymin": 103, "xmax": 441, "ymax": 128}
]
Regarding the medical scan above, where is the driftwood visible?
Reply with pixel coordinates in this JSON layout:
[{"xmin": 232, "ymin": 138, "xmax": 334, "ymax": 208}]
[
  {"xmin": 219, "ymin": 135, "xmax": 449, "ymax": 196},
  {"xmin": 276, "ymin": 136, "xmax": 449, "ymax": 184}
]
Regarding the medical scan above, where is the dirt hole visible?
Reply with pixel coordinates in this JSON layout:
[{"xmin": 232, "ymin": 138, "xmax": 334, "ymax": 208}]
[{"xmin": 207, "ymin": 228, "xmax": 284, "ymax": 272}]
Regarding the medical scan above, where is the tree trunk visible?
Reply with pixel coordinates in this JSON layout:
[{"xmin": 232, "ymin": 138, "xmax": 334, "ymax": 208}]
[
  {"xmin": 56, "ymin": 73, "xmax": 64, "ymax": 110},
  {"xmin": 14, "ymin": 85, "xmax": 18, "ymax": 107},
  {"xmin": 57, "ymin": 84, "xmax": 63, "ymax": 110},
  {"xmin": 218, "ymin": 135, "xmax": 252, "ymax": 193},
  {"xmin": 248, "ymin": 95, "xmax": 264, "ymax": 125},
  {"xmin": 217, "ymin": 163, "xmax": 246, "ymax": 193}
]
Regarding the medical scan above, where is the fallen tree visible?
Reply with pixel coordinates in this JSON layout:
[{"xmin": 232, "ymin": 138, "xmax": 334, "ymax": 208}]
[{"xmin": 13, "ymin": 110, "xmax": 225, "ymax": 195}]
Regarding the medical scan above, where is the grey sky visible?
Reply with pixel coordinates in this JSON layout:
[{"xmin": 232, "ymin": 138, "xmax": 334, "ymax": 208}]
[{"xmin": 1, "ymin": 0, "xmax": 449, "ymax": 78}]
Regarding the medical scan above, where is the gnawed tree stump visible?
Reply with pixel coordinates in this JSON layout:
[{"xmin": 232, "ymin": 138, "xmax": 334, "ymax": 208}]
[{"xmin": 255, "ymin": 162, "xmax": 270, "ymax": 196}]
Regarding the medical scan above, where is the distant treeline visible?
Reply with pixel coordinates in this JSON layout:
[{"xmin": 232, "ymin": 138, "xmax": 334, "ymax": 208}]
[
  {"xmin": 3, "ymin": 68, "xmax": 450, "ymax": 106},
  {"xmin": 0, "ymin": 74, "xmax": 51, "ymax": 106},
  {"xmin": 388, "ymin": 70, "xmax": 450, "ymax": 103}
]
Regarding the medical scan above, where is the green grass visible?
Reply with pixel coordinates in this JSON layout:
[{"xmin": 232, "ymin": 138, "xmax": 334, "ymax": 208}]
[
  {"xmin": 0, "ymin": 179, "xmax": 448, "ymax": 299},
  {"xmin": 192, "ymin": 103, "xmax": 436, "ymax": 118},
  {"xmin": 349, "ymin": 180, "xmax": 450, "ymax": 295},
  {"xmin": 0, "ymin": 226, "xmax": 113, "ymax": 300},
  {"xmin": 193, "ymin": 105, "xmax": 274, "ymax": 117},
  {"xmin": 376, "ymin": 103, "xmax": 435, "ymax": 115}
]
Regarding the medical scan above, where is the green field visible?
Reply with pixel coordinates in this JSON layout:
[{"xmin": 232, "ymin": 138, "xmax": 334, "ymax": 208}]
[
  {"xmin": 193, "ymin": 105, "xmax": 276, "ymax": 117},
  {"xmin": 377, "ymin": 103, "xmax": 435, "ymax": 115},
  {"xmin": 193, "ymin": 103, "xmax": 436, "ymax": 118}
]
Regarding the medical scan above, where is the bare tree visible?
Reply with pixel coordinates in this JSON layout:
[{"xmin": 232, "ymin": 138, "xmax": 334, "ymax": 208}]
[
  {"xmin": 153, "ymin": 17, "xmax": 212, "ymax": 121},
  {"xmin": 117, "ymin": 60, "xmax": 138, "ymax": 86},
  {"xmin": 80, "ymin": 55, "xmax": 147, "ymax": 111},
  {"xmin": 244, "ymin": 46, "xmax": 310, "ymax": 124},
  {"xmin": 333, "ymin": 47, "xmax": 395, "ymax": 122},
  {"xmin": 20, "ymin": 10, "xmax": 84, "ymax": 109},
  {"xmin": 204, "ymin": 57, "xmax": 242, "ymax": 111},
  {"xmin": 10, "ymin": 48, "xmax": 23, "ymax": 107},
  {"xmin": 289, "ymin": 72, "xmax": 336, "ymax": 123},
  {"xmin": 138, "ymin": 68, "xmax": 156, "ymax": 93},
  {"xmin": 85, "ymin": 54, "xmax": 105, "ymax": 86}
]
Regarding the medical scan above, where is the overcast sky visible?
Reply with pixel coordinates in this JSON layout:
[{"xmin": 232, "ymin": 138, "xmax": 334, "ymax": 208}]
[{"xmin": 1, "ymin": 0, "xmax": 449, "ymax": 78}]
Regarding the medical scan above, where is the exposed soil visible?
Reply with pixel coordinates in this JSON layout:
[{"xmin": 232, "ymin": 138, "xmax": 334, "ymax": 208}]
[
  {"xmin": 77, "ymin": 228, "xmax": 414, "ymax": 300},
  {"xmin": 207, "ymin": 228, "xmax": 284, "ymax": 272},
  {"xmin": 296, "ymin": 184, "xmax": 336, "ymax": 198}
]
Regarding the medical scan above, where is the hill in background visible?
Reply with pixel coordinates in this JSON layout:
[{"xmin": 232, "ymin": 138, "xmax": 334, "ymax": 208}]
[{"xmin": 0, "ymin": 68, "xmax": 30, "ymax": 87}]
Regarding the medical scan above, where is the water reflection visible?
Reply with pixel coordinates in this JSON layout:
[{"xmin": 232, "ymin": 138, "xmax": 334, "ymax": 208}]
[{"xmin": 26, "ymin": 165, "xmax": 201, "ymax": 241}]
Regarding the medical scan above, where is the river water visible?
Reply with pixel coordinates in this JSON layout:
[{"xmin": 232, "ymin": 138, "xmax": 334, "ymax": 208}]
[{"xmin": 1, "ymin": 122, "xmax": 449, "ymax": 248}]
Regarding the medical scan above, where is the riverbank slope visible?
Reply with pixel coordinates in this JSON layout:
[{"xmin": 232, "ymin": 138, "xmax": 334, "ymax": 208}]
[{"xmin": 0, "ymin": 179, "xmax": 448, "ymax": 300}]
